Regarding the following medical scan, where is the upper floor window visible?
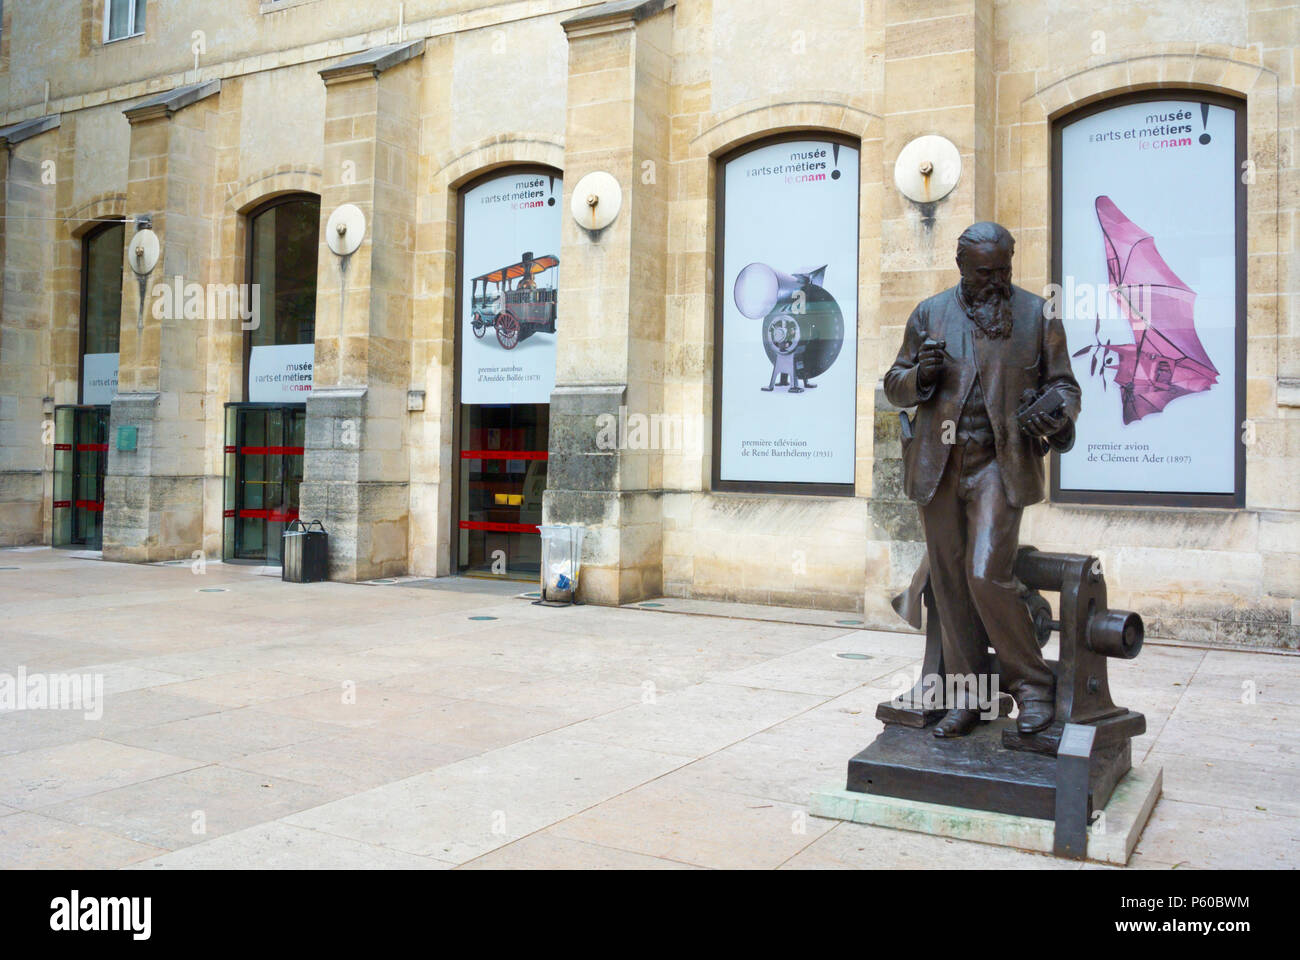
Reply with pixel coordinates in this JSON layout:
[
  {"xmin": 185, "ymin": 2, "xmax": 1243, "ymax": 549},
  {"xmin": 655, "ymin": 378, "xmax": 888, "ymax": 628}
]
[
  {"xmin": 104, "ymin": 0, "xmax": 146, "ymax": 43},
  {"xmin": 245, "ymin": 194, "xmax": 320, "ymax": 402},
  {"xmin": 81, "ymin": 220, "xmax": 124, "ymax": 405}
]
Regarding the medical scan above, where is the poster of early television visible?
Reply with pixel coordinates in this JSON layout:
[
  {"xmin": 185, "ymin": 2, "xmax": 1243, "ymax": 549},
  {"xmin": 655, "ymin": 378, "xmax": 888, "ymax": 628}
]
[{"xmin": 718, "ymin": 139, "xmax": 859, "ymax": 486}]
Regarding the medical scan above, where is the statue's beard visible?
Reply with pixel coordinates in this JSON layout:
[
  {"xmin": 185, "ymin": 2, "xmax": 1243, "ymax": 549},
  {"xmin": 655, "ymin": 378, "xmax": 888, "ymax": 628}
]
[{"xmin": 961, "ymin": 280, "xmax": 1013, "ymax": 339}]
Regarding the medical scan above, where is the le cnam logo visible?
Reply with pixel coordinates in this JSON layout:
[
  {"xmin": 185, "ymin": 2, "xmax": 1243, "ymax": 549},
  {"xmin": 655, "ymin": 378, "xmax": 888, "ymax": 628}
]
[{"xmin": 49, "ymin": 891, "xmax": 151, "ymax": 941}]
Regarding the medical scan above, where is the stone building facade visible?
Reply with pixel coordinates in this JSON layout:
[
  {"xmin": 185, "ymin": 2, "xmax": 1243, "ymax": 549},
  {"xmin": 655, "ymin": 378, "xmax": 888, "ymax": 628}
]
[{"xmin": 0, "ymin": 0, "xmax": 1295, "ymax": 649}]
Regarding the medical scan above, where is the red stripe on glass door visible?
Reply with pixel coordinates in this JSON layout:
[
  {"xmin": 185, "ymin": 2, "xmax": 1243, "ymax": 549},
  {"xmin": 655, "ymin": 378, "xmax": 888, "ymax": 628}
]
[
  {"xmin": 237, "ymin": 508, "xmax": 300, "ymax": 522},
  {"xmin": 458, "ymin": 520, "xmax": 540, "ymax": 534},
  {"xmin": 460, "ymin": 450, "xmax": 548, "ymax": 460}
]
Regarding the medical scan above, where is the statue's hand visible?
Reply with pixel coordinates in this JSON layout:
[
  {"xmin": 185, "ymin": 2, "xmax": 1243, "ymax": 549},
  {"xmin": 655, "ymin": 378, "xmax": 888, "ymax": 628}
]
[
  {"xmin": 916, "ymin": 339, "xmax": 946, "ymax": 389},
  {"xmin": 1025, "ymin": 408, "xmax": 1067, "ymax": 438}
]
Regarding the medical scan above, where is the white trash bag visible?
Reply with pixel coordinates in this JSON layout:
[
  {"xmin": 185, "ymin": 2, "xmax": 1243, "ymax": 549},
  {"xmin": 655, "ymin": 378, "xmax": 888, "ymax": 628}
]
[{"xmin": 538, "ymin": 524, "xmax": 587, "ymax": 603}]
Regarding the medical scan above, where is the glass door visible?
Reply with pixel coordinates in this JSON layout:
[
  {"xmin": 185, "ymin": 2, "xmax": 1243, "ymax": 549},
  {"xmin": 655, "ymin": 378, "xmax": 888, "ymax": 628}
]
[
  {"xmin": 223, "ymin": 404, "xmax": 305, "ymax": 563},
  {"xmin": 457, "ymin": 402, "xmax": 548, "ymax": 579},
  {"xmin": 52, "ymin": 405, "xmax": 110, "ymax": 549}
]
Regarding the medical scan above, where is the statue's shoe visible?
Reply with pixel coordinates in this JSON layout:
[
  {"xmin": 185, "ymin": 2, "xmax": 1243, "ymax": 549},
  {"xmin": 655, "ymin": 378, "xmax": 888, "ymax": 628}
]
[
  {"xmin": 932, "ymin": 708, "xmax": 982, "ymax": 738},
  {"xmin": 1016, "ymin": 700, "xmax": 1055, "ymax": 734}
]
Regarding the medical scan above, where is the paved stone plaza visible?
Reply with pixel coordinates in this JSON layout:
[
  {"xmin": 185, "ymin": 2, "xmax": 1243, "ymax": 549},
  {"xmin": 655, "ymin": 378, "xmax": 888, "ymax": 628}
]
[{"xmin": 0, "ymin": 547, "xmax": 1296, "ymax": 870}]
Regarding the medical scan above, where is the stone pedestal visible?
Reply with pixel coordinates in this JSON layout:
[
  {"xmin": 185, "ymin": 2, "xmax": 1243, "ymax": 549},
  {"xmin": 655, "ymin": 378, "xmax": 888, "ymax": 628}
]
[
  {"xmin": 811, "ymin": 762, "xmax": 1162, "ymax": 866},
  {"xmin": 299, "ymin": 385, "xmax": 408, "ymax": 581},
  {"xmin": 103, "ymin": 391, "xmax": 205, "ymax": 561},
  {"xmin": 845, "ymin": 717, "xmax": 1133, "ymax": 822}
]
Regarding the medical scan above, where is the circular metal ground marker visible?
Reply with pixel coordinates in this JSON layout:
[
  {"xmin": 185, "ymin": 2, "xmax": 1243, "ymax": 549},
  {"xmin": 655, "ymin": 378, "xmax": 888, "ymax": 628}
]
[
  {"xmin": 370, "ymin": 579, "xmax": 397, "ymax": 584},
  {"xmin": 198, "ymin": 587, "xmax": 228, "ymax": 593},
  {"xmin": 0, "ymin": 566, "xmax": 19, "ymax": 571},
  {"xmin": 835, "ymin": 653, "xmax": 873, "ymax": 660},
  {"xmin": 469, "ymin": 615, "xmax": 498, "ymax": 621},
  {"xmin": 836, "ymin": 619, "xmax": 864, "ymax": 626},
  {"xmin": 640, "ymin": 602, "xmax": 664, "ymax": 608}
]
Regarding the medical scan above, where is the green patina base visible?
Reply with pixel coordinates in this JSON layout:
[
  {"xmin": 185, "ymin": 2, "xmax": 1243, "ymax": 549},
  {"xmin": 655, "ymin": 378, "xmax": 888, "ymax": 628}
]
[{"xmin": 809, "ymin": 763, "xmax": 1162, "ymax": 865}]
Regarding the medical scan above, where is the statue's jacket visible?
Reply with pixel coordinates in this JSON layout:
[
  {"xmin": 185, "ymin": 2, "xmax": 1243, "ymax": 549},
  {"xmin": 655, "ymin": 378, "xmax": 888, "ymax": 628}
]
[{"xmin": 884, "ymin": 284, "xmax": 1081, "ymax": 509}]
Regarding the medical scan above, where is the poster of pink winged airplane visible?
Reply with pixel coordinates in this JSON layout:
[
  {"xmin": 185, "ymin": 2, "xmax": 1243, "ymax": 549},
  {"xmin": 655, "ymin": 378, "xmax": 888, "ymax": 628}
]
[{"xmin": 1075, "ymin": 195, "xmax": 1220, "ymax": 425}]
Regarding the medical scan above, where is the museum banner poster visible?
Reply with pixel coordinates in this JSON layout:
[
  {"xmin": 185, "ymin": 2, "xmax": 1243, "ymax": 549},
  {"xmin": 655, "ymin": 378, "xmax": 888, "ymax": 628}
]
[
  {"xmin": 81, "ymin": 352, "xmax": 119, "ymax": 406},
  {"xmin": 248, "ymin": 343, "xmax": 314, "ymax": 403},
  {"xmin": 1055, "ymin": 96, "xmax": 1243, "ymax": 503},
  {"xmin": 718, "ymin": 139, "xmax": 859, "ymax": 486},
  {"xmin": 460, "ymin": 171, "xmax": 562, "ymax": 406}
]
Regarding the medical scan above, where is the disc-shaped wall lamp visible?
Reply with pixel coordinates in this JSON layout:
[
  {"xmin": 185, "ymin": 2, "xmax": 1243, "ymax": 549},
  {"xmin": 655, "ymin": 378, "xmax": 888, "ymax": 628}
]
[
  {"xmin": 326, "ymin": 203, "xmax": 366, "ymax": 256},
  {"xmin": 893, "ymin": 135, "xmax": 962, "ymax": 204},
  {"xmin": 570, "ymin": 171, "xmax": 622, "ymax": 232},
  {"xmin": 128, "ymin": 229, "xmax": 160, "ymax": 275}
]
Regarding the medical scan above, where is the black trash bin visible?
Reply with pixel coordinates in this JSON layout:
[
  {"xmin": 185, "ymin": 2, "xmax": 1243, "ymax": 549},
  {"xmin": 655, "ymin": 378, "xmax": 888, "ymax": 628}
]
[{"xmin": 282, "ymin": 520, "xmax": 328, "ymax": 583}]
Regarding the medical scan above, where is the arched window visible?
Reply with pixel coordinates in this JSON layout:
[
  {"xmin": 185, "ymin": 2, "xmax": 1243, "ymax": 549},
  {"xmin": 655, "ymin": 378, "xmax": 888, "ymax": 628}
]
[
  {"xmin": 713, "ymin": 133, "xmax": 860, "ymax": 495},
  {"xmin": 244, "ymin": 193, "xmax": 320, "ymax": 401},
  {"xmin": 453, "ymin": 166, "xmax": 562, "ymax": 580},
  {"xmin": 79, "ymin": 219, "xmax": 124, "ymax": 404},
  {"xmin": 1051, "ymin": 91, "xmax": 1245, "ymax": 507},
  {"xmin": 55, "ymin": 219, "xmax": 123, "ymax": 548},
  {"xmin": 224, "ymin": 193, "xmax": 319, "ymax": 565}
]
